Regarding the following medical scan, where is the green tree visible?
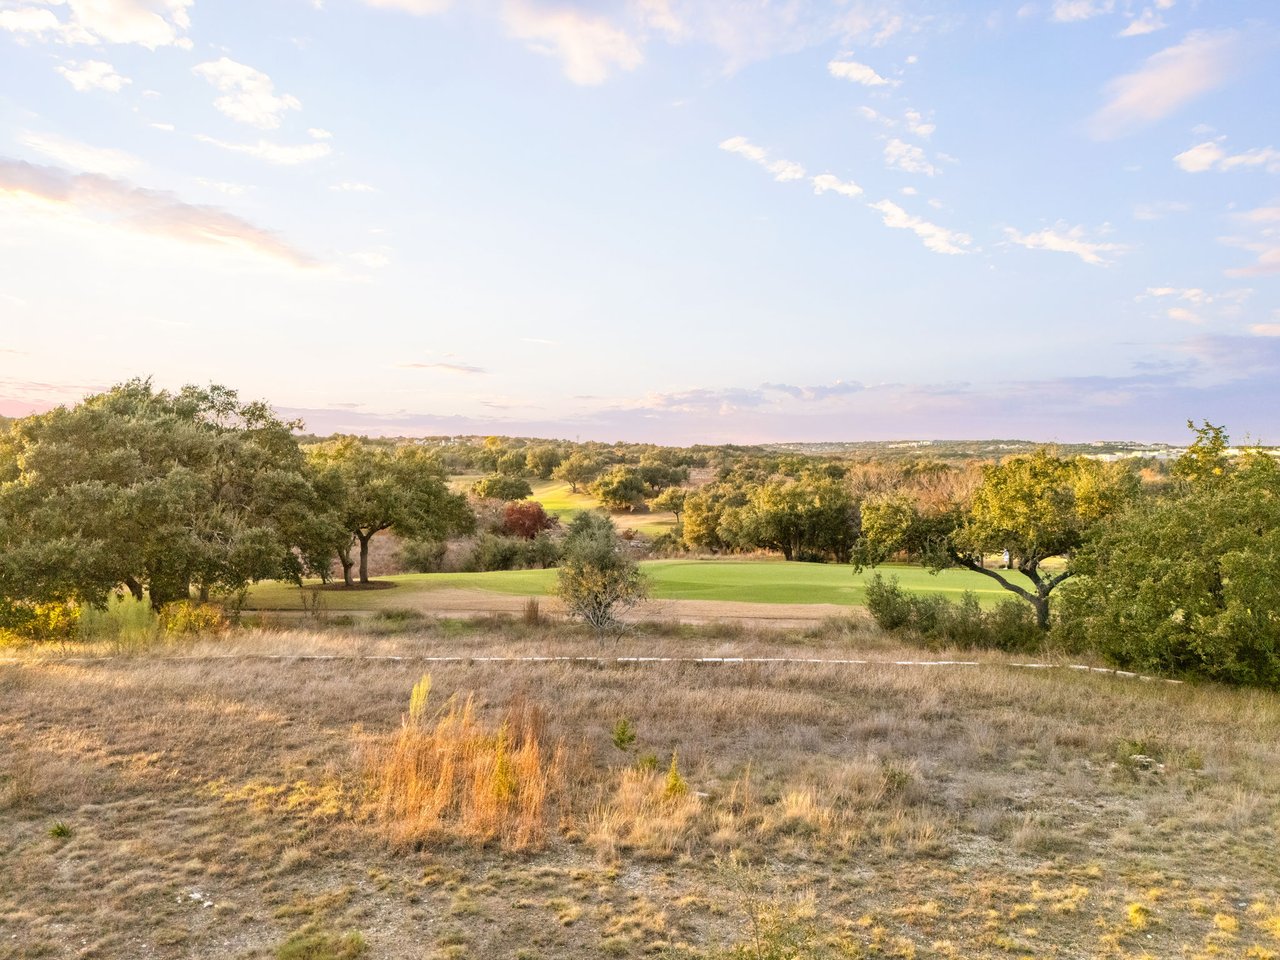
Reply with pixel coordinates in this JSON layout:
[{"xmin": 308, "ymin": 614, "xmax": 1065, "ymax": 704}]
[
  {"xmin": 525, "ymin": 445, "xmax": 563, "ymax": 480},
  {"xmin": 551, "ymin": 452, "xmax": 602, "ymax": 493},
  {"xmin": 0, "ymin": 380, "xmax": 331, "ymax": 609},
  {"xmin": 856, "ymin": 449, "xmax": 1137, "ymax": 628},
  {"xmin": 1062, "ymin": 427, "xmax": 1280, "ymax": 685},
  {"xmin": 648, "ymin": 486, "xmax": 687, "ymax": 523},
  {"xmin": 309, "ymin": 438, "xmax": 473, "ymax": 586},
  {"xmin": 471, "ymin": 473, "xmax": 534, "ymax": 501},
  {"xmin": 591, "ymin": 466, "xmax": 648, "ymax": 512},
  {"xmin": 554, "ymin": 512, "xmax": 649, "ymax": 636}
]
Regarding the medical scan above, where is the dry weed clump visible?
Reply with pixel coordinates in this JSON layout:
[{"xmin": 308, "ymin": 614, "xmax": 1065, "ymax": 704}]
[{"xmin": 371, "ymin": 674, "xmax": 565, "ymax": 851}]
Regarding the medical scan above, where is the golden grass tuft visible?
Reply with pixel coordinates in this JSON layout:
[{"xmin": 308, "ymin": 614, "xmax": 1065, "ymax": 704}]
[{"xmin": 372, "ymin": 674, "xmax": 564, "ymax": 851}]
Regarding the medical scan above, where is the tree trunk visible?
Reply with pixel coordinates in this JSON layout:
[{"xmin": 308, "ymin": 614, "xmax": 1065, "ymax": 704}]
[
  {"xmin": 358, "ymin": 531, "xmax": 373, "ymax": 584},
  {"xmin": 124, "ymin": 577, "xmax": 144, "ymax": 603},
  {"xmin": 1030, "ymin": 593, "xmax": 1050, "ymax": 630}
]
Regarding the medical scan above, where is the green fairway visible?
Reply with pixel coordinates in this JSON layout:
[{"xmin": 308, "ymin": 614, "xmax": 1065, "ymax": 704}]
[
  {"xmin": 244, "ymin": 559, "xmax": 1034, "ymax": 610},
  {"xmin": 527, "ymin": 479, "xmax": 677, "ymax": 538}
]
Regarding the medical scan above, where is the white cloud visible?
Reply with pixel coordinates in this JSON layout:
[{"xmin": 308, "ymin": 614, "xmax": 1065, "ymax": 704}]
[
  {"xmin": 869, "ymin": 199, "xmax": 971, "ymax": 255},
  {"xmin": 0, "ymin": 7, "xmax": 65, "ymax": 39},
  {"xmin": 719, "ymin": 136, "xmax": 805, "ymax": 183},
  {"xmin": 1174, "ymin": 138, "xmax": 1280, "ymax": 174},
  {"xmin": 18, "ymin": 131, "xmax": 139, "ymax": 177},
  {"xmin": 351, "ymin": 248, "xmax": 392, "ymax": 269},
  {"xmin": 330, "ymin": 181, "xmax": 377, "ymax": 193},
  {"xmin": 1146, "ymin": 286, "xmax": 1211, "ymax": 304},
  {"xmin": 633, "ymin": 0, "xmax": 684, "ymax": 40},
  {"xmin": 811, "ymin": 173, "xmax": 862, "ymax": 198},
  {"xmin": 884, "ymin": 138, "xmax": 938, "ymax": 176},
  {"xmin": 1119, "ymin": 8, "xmax": 1167, "ymax": 37},
  {"xmin": 1251, "ymin": 323, "xmax": 1280, "ymax": 337},
  {"xmin": 150, "ymin": 121, "xmax": 175, "ymax": 132},
  {"xmin": 0, "ymin": 157, "xmax": 314, "ymax": 267},
  {"xmin": 1166, "ymin": 306, "xmax": 1200, "ymax": 323},
  {"xmin": 196, "ymin": 135, "xmax": 332, "ymax": 166},
  {"xmin": 904, "ymin": 109, "xmax": 934, "ymax": 138},
  {"xmin": 1222, "ymin": 208, "xmax": 1280, "ymax": 277},
  {"xmin": 194, "ymin": 58, "xmax": 302, "ymax": 130},
  {"xmin": 56, "ymin": 59, "xmax": 130, "ymax": 92},
  {"xmin": 1089, "ymin": 30, "xmax": 1242, "ymax": 139},
  {"xmin": 501, "ymin": 1, "xmax": 643, "ymax": 85},
  {"xmin": 827, "ymin": 57, "xmax": 894, "ymax": 87},
  {"xmin": 4, "ymin": 0, "xmax": 195, "ymax": 48},
  {"xmin": 1004, "ymin": 222, "xmax": 1127, "ymax": 265},
  {"xmin": 1051, "ymin": 0, "xmax": 1113, "ymax": 22},
  {"xmin": 308, "ymin": 127, "xmax": 333, "ymax": 140}
]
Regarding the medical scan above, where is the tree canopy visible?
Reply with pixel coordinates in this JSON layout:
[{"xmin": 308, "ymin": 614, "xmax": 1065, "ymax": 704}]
[{"xmin": 0, "ymin": 380, "xmax": 330, "ymax": 608}]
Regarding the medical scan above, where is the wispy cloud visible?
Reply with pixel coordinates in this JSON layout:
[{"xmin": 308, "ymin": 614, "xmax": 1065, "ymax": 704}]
[
  {"xmin": 501, "ymin": 0, "xmax": 643, "ymax": 85},
  {"xmin": 869, "ymin": 199, "xmax": 971, "ymax": 255},
  {"xmin": 1133, "ymin": 200, "xmax": 1190, "ymax": 220},
  {"xmin": 1004, "ymin": 222, "xmax": 1126, "ymax": 265},
  {"xmin": 18, "ymin": 131, "xmax": 139, "ymax": 177},
  {"xmin": 811, "ymin": 174, "xmax": 862, "ymax": 199},
  {"xmin": 361, "ymin": 0, "xmax": 453, "ymax": 12},
  {"xmin": 57, "ymin": 59, "xmax": 130, "ymax": 93},
  {"xmin": 1222, "ymin": 207, "xmax": 1280, "ymax": 277},
  {"xmin": 194, "ymin": 58, "xmax": 302, "ymax": 130},
  {"xmin": 719, "ymin": 136, "xmax": 805, "ymax": 182},
  {"xmin": 399, "ymin": 361, "xmax": 487, "ymax": 374},
  {"xmin": 1119, "ymin": 7, "xmax": 1168, "ymax": 37},
  {"xmin": 196, "ymin": 135, "xmax": 332, "ymax": 165},
  {"xmin": 1051, "ymin": 0, "xmax": 1113, "ymax": 23},
  {"xmin": 1173, "ymin": 138, "xmax": 1280, "ymax": 174},
  {"xmin": 884, "ymin": 138, "xmax": 938, "ymax": 176},
  {"xmin": 330, "ymin": 181, "xmax": 377, "ymax": 193},
  {"xmin": 827, "ymin": 57, "xmax": 894, "ymax": 87},
  {"xmin": 1089, "ymin": 30, "xmax": 1242, "ymax": 139},
  {"xmin": 0, "ymin": 157, "xmax": 317, "ymax": 268}
]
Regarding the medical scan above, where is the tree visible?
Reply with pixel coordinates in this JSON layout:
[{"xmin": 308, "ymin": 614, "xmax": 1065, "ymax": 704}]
[
  {"xmin": 502, "ymin": 500, "xmax": 555, "ymax": 539},
  {"xmin": 648, "ymin": 486, "xmax": 687, "ymax": 523},
  {"xmin": 471, "ymin": 473, "xmax": 533, "ymax": 501},
  {"xmin": 554, "ymin": 512, "xmax": 649, "ymax": 636},
  {"xmin": 591, "ymin": 466, "xmax": 648, "ymax": 512},
  {"xmin": 309, "ymin": 438, "xmax": 473, "ymax": 586},
  {"xmin": 1061, "ymin": 427, "xmax": 1280, "ymax": 686},
  {"xmin": 552, "ymin": 452, "xmax": 602, "ymax": 493},
  {"xmin": 525, "ymin": 445, "xmax": 563, "ymax": 480},
  {"xmin": 0, "ymin": 379, "xmax": 332, "ymax": 609},
  {"xmin": 856, "ymin": 449, "xmax": 1137, "ymax": 628}
]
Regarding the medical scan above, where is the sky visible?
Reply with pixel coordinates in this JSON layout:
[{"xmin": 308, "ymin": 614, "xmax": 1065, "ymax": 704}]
[{"xmin": 0, "ymin": 0, "xmax": 1277, "ymax": 444}]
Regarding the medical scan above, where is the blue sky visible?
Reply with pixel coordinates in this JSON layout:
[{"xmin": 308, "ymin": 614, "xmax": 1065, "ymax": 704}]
[{"xmin": 0, "ymin": 0, "xmax": 1277, "ymax": 443}]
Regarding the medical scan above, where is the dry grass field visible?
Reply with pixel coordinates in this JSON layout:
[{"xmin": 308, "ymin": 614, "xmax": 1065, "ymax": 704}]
[{"xmin": 2, "ymin": 616, "xmax": 1280, "ymax": 959}]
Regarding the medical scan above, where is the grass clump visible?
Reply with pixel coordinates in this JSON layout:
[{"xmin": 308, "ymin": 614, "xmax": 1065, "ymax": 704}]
[
  {"xmin": 372, "ymin": 674, "xmax": 564, "ymax": 850},
  {"xmin": 275, "ymin": 926, "xmax": 367, "ymax": 960}
]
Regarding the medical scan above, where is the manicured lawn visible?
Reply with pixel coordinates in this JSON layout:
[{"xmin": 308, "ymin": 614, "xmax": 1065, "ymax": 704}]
[{"xmin": 244, "ymin": 559, "xmax": 1034, "ymax": 610}]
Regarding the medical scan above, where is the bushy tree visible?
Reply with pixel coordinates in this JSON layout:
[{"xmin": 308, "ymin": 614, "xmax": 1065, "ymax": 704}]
[
  {"xmin": 591, "ymin": 466, "xmax": 648, "ymax": 512},
  {"xmin": 857, "ymin": 449, "xmax": 1137, "ymax": 628},
  {"xmin": 1062, "ymin": 428, "xmax": 1280, "ymax": 686},
  {"xmin": 502, "ymin": 500, "xmax": 555, "ymax": 539},
  {"xmin": 524, "ymin": 445, "xmax": 563, "ymax": 480},
  {"xmin": 0, "ymin": 379, "xmax": 333, "ymax": 609},
  {"xmin": 551, "ymin": 452, "xmax": 602, "ymax": 493},
  {"xmin": 309, "ymin": 438, "xmax": 473, "ymax": 585},
  {"xmin": 471, "ymin": 473, "xmax": 533, "ymax": 501},
  {"xmin": 648, "ymin": 486, "xmax": 687, "ymax": 523},
  {"xmin": 554, "ymin": 512, "xmax": 649, "ymax": 636}
]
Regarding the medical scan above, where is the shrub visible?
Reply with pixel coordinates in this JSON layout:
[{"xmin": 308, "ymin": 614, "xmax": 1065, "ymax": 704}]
[
  {"xmin": 467, "ymin": 534, "xmax": 526, "ymax": 572},
  {"xmin": 555, "ymin": 512, "xmax": 650, "ymax": 637},
  {"xmin": 502, "ymin": 501, "xmax": 555, "ymax": 539},
  {"xmin": 157, "ymin": 601, "xmax": 228, "ymax": 636},
  {"xmin": 399, "ymin": 539, "xmax": 447, "ymax": 573},
  {"xmin": 865, "ymin": 574, "xmax": 1040, "ymax": 652},
  {"xmin": 864, "ymin": 574, "xmax": 912, "ymax": 631},
  {"xmin": 0, "ymin": 599, "xmax": 81, "ymax": 646}
]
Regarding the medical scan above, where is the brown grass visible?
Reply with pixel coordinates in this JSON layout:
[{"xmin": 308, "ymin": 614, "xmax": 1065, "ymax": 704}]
[{"xmin": 1, "ymin": 620, "xmax": 1279, "ymax": 958}]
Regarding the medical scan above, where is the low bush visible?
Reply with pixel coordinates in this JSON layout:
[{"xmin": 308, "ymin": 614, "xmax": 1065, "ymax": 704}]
[
  {"xmin": 0, "ymin": 599, "xmax": 80, "ymax": 646},
  {"xmin": 157, "ymin": 600, "xmax": 228, "ymax": 636},
  {"xmin": 399, "ymin": 539, "xmax": 447, "ymax": 573},
  {"xmin": 864, "ymin": 573, "xmax": 1039, "ymax": 651}
]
